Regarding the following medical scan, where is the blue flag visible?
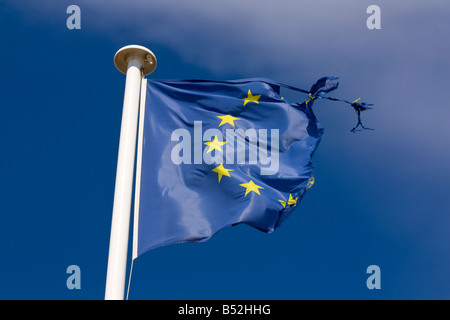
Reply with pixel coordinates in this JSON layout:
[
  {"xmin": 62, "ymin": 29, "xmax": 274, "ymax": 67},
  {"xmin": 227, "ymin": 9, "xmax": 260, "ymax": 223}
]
[{"xmin": 133, "ymin": 78, "xmax": 340, "ymax": 258}]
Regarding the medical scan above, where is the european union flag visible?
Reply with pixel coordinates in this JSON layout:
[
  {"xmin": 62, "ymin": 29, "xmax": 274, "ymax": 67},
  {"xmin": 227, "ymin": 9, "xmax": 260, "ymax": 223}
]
[{"xmin": 133, "ymin": 78, "xmax": 330, "ymax": 258}]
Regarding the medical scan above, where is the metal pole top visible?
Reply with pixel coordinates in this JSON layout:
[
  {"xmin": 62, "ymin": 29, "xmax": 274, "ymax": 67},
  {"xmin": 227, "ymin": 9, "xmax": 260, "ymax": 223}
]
[{"xmin": 114, "ymin": 45, "xmax": 157, "ymax": 76}]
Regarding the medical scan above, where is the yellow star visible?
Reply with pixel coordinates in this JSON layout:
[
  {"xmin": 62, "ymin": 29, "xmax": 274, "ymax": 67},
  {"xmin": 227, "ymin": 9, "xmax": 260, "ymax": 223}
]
[
  {"xmin": 305, "ymin": 93, "xmax": 316, "ymax": 106},
  {"xmin": 212, "ymin": 164, "xmax": 233, "ymax": 183},
  {"xmin": 306, "ymin": 177, "xmax": 315, "ymax": 190},
  {"xmin": 288, "ymin": 194, "xmax": 298, "ymax": 206},
  {"xmin": 243, "ymin": 89, "xmax": 261, "ymax": 106},
  {"xmin": 204, "ymin": 135, "xmax": 226, "ymax": 153},
  {"xmin": 279, "ymin": 200, "xmax": 287, "ymax": 208},
  {"xmin": 239, "ymin": 180, "xmax": 263, "ymax": 197},
  {"xmin": 217, "ymin": 114, "xmax": 240, "ymax": 127}
]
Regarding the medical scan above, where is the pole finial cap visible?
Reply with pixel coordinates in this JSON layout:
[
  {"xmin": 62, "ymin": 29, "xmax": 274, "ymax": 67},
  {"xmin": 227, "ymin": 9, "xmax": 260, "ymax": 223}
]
[{"xmin": 114, "ymin": 45, "xmax": 157, "ymax": 76}]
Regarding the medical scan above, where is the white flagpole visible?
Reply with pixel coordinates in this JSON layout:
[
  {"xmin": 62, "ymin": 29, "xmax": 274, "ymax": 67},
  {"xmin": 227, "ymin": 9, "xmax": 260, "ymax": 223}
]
[{"xmin": 105, "ymin": 45, "xmax": 156, "ymax": 300}]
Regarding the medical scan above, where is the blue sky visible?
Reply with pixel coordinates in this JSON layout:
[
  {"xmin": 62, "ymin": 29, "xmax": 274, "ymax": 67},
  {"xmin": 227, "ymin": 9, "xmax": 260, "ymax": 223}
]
[{"xmin": 0, "ymin": 0, "xmax": 449, "ymax": 299}]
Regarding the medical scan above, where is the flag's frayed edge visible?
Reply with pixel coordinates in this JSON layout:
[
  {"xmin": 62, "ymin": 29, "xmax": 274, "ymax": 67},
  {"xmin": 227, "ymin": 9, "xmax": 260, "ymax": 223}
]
[{"xmin": 278, "ymin": 77, "xmax": 374, "ymax": 133}]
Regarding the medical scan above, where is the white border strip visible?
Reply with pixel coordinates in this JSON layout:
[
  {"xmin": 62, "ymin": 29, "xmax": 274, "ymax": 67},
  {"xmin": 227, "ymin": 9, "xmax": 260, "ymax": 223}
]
[{"xmin": 132, "ymin": 78, "xmax": 147, "ymax": 260}]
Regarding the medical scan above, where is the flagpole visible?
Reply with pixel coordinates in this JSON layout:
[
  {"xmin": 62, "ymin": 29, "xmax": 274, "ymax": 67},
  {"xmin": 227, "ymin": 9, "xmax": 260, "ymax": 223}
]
[{"xmin": 105, "ymin": 45, "xmax": 156, "ymax": 300}]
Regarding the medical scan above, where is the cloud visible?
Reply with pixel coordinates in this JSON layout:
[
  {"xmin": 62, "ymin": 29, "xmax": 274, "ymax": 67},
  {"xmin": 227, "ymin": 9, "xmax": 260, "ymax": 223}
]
[
  {"xmin": 82, "ymin": 0, "xmax": 367, "ymax": 78},
  {"xmin": 12, "ymin": 1, "xmax": 450, "ymax": 78},
  {"xmin": 9, "ymin": 0, "xmax": 450, "ymax": 162}
]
